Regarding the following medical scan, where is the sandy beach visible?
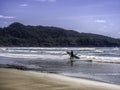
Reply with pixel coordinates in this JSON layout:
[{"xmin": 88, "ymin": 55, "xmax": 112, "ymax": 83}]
[{"xmin": 0, "ymin": 68, "xmax": 120, "ymax": 90}]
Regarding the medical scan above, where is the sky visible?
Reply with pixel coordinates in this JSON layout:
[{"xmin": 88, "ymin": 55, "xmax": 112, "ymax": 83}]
[{"xmin": 0, "ymin": 0, "xmax": 120, "ymax": 38}]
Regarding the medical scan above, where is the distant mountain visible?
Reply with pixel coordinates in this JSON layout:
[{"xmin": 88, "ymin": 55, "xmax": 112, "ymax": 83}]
[{"xmin": 0, "ymin": 22, "xmax": 120, "ymax": 47}]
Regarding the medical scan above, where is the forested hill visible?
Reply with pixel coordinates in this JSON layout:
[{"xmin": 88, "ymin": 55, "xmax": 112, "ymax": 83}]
[{"xmin": 0, "ymin": 22, "xmax": 120, "ymax": 47}]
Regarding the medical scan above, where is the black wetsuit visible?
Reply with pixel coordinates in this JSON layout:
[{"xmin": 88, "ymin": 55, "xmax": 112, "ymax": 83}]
[{"xmin": 70, "ymin": 50, "xmax": 74, "ymax": 66}]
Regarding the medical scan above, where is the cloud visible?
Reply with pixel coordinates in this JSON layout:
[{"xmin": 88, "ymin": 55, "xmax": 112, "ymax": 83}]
[
  {"xmin": 36, "ymin": 0, "xmax": 46, "ymax": 2},
  {"xmin": 36, "ymin": 0, "xmax": 56, "ymax": 2},
  {"xmin": 95, "ymin": 19, "xmax": 106, "ymax": 23},
  {"xmin": 20, "ymin": 4, "xmax": 28, "ymax": 7},
  {"xmin": 0, "ymin": 15, "xmax": 16, "ymax": 19},
  {"xmin": 49, "ymin": 0, "xmax": 56, "ymax": 2},
  {"xmin": 118, "ymin": 32, "xmax": 120, "ymax": 34}
]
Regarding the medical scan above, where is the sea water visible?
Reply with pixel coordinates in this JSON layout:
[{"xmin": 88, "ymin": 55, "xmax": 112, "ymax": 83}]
[{"xmin": 0, "ymin": 47, "xmax": 120, "ymax": 85}]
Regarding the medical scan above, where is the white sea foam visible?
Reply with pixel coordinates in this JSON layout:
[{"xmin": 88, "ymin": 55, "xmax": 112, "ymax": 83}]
[
  {"xmin": 80, "ymin": 55, "xmax": 120, "ymax": 63},
  {"xmin": 0, "ymin": 53, "xmax": 69, "ymax": 60},
  {"xmin": 93, "ymin": 73, "xmax": 120, "ymax": 76},
  {"xmin": 0, "ymin": 47, "xmax": 120, "ymax": 63}
]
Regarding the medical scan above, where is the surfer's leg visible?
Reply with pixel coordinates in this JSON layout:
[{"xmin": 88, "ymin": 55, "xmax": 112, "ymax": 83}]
[
  {"xmin": 70, "ymin": 61, "xmax": 73, "ymax": 66},
  {"xmin": 67, "ymin": 61, "xmax": 70, "ymax": 64}
]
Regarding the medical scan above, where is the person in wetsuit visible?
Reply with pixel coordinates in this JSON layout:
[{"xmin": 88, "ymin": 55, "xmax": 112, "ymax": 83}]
[{"xmin": 70, "ymin": 50, "xmax": 74, "ymax": 66}]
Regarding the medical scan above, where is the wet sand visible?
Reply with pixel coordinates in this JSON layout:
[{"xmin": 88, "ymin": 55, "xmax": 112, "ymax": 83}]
[{"xmin": 0, "ymin": 68, "xmax": 120, "ymax": 90}]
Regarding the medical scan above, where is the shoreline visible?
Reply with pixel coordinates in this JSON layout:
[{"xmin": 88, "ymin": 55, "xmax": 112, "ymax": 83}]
[
  {"xmin": 0, "ymin": 68, "xmax": 120, "ymax": 90},
  {"xmin": 0, "ymin": 56, "xmax": 120, "ymax": 85}
]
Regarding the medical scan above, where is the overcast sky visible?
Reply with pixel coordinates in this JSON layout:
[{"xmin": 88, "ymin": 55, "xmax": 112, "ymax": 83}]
[{"xmin": 0, "ymin": 0, "xmax": 120, "ymax": 38}]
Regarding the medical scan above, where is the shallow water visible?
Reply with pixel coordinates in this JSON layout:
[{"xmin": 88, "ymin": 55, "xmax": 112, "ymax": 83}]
[
  {"xmin": 0, "ymin": 47, "xmax": 120, "ymax": 63},
  {"xmin": 0, "ymin": 47, "xmax": 120, "ymax": 85}
]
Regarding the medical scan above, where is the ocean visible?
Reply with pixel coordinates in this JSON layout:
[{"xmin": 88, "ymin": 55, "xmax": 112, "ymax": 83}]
[{"xmin": 0, "ymin": 47, "xmax": 120, "ymax": 85}]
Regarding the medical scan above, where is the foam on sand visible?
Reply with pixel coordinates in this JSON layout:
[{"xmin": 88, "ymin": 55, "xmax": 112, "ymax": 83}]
[{"xmin": 0, "ymin": 68, "xmax": 120, "ymax": 90}]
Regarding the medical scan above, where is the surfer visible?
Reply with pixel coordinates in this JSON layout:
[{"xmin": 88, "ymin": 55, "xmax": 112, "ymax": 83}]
[
  {"xmin": 67, "ymin": 50, "xmax": 79, "ymax": 66},
  {"xmin": 70, "ymin": 50, "xmax": 76, "ymax": 66},
  {"xmin": 70, "ymin": 50, "xmax": 74, "ymax": 59}
]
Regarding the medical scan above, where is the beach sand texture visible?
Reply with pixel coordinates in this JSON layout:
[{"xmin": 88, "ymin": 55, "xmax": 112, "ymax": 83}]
[{"xmin": 0, "ymin": 68, "xmax": 120, "ymax": 90}]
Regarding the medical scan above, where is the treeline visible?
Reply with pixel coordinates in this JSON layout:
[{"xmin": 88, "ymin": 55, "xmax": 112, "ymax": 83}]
[{"xmin": 0, "ymin": 22, "xmax": 120, "ymax": 47}]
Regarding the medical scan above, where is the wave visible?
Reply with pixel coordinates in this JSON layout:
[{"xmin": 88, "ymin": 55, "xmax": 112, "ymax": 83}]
[
  {"xmin": 80, "ymin": 55, "xmax": 120, "ymax": 63},
  {"xmin": 0, "ymin": 47, "xmax": 120, "ymax": 63},
  {"xmin": 0, "ymin": 53, "xmax": 69, "ymax": 60}
]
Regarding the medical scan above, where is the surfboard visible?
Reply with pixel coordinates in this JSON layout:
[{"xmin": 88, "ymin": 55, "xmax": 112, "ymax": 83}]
[{"xmin": 66, "ymin": 51, "xmax": 80, "ymax": 59}]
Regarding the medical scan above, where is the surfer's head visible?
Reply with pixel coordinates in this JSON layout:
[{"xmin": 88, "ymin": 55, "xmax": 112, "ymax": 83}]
[{"xmin": 71, "ymin": 50, "xmax": 73, "ymax": 53}]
